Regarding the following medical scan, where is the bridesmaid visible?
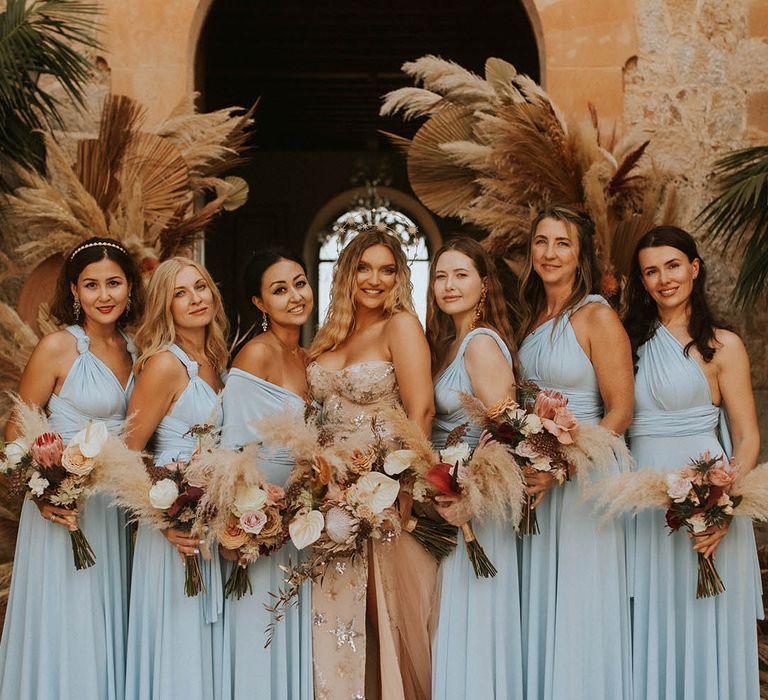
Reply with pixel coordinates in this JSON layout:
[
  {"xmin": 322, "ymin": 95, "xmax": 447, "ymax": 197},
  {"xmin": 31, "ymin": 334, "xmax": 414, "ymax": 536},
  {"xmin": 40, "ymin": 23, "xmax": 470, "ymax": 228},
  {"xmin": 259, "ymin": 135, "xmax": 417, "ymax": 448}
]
[
  {"xmin": 124, "ymin": 257, "xmax": 228, "ymax": 700},
  {"xmin": 0, "ymin": 237, "xmax": 143, "ymax": 699},
  {"xmin": 517, "ymin": 205, "xmax": 633, "ymax": 699},
  {"xmin": 218, "ymin": 248, "xmax": 313, "ymax": 699},
  {"xmin": 624, "ymin": 225, "xmax": 761, "ymax": 699},
  {"xmin": 307, "ymin": 228, "xmax": 436, "ymax": 700},
  {"xmin": 427, "ymin": 236, "xmax": 523, "ymax": 700}
]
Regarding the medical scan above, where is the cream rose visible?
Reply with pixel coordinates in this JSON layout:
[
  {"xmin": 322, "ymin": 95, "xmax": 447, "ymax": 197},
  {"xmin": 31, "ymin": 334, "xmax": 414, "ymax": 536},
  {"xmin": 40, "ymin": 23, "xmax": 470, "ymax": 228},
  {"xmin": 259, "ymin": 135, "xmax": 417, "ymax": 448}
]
[
  {"xmin": 28, "ymin": 471, "xmax": 49, "ymax": 497},
  {"xmin": 149, "ymin": 478, "xmax": 179, "ymax": 510},
  {"xmin": 383, "ymin": 449, "xmax": 416, "ymax": 476},
  {"xmin": 2, "ymin": 439, "xmax": 28, "ymax": 472},
  {"xmin": 61, "ymin": 444, "xmax": 95, "ymax": 477},
  {"xmin": 440, "ymin": 442, "xmax": 471, "ymax": 466},
  {"xmin": 232, "ymin": 485, "xmax": 268, "ymax": 517},
  {"xmin": 688, "ymin": 513, "xmax": 708, "ymax": 534},
  {"xmin": 521, "ymin": 414, "xmax": 543, "ymax": 436},
  {"xmin": 666, "ymin": 474, "xmax": 693, "ymax": 503}
]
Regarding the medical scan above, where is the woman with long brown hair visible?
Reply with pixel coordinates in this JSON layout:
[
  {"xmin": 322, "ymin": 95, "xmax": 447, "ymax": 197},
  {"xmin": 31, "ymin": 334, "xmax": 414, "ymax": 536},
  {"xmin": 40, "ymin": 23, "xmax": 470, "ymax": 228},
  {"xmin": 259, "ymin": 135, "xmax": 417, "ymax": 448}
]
[
  {"xmin": 0, "ymin": 237, "xmax": 143, "ymax": 700},
  {"xmin": 517, "ymin": 205, "xmax": 633, "ymax": 699},
  {"xmin": 307, "ymin": 228, "xmax": 436, "ymax": 700},
  {"xmin": 123, "ymin": 257, "xmax": 228, "ymax": 700},
  {"xmin": 426, "ymin": 236, "xmax": 524, "ymax": 699}
]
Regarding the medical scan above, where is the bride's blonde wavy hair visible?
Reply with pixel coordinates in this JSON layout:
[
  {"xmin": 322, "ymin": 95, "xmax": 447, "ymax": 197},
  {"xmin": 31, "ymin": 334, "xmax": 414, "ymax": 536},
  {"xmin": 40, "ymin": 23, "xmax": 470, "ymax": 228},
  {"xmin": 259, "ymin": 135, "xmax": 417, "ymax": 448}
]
[
  {"xmin": 310, "ymin": 228, "xmax": 415, "ymax": 359},
  {"xmin": 134, "ymin": 257, "xmax": 229, "ymax": 374}
]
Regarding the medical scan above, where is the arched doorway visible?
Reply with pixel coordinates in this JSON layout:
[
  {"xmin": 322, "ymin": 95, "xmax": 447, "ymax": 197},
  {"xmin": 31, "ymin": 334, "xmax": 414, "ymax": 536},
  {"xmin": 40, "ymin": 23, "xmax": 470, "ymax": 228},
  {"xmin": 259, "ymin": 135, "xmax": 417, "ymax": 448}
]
[{"xmin": 195, "ymin": 0, "xmax": 540, "ymax": 331}]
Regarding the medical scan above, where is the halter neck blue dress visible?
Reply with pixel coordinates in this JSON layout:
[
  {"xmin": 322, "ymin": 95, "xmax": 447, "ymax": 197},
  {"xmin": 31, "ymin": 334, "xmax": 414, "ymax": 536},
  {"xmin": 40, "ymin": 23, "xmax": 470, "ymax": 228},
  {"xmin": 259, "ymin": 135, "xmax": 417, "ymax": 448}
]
[
  {"xmin": 125, "ymin": 344, "xmax": 224, "ymax": 700},
  {"xmin": 431, "ymin": 328, "xmax": 524, "ymax": 700},
  {"xmin": 0, "ymin": 324, "xmax": 134, "ymax": 700},
  {"xmin": 218, "ymin": 367, "xmax": 313, "ymax": 699},
  {"xmin": 518, "ymin": 295, "xmax": 632, "ymax": 700},
  {"xmin": 629, "ymin": 324, "xmax": 762, "ymax": 699}
]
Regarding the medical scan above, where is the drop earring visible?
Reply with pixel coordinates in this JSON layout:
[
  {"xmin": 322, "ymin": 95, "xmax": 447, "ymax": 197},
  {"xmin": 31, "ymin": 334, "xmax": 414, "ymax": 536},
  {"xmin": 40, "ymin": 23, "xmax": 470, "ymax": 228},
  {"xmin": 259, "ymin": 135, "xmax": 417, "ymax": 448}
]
[
  {"xmin": 73, "ymin": 296, "xmax": 81, "ymax": 321},
  {"xmin": 261, "ymin": 312, "xmax": 269, "ymax": 332},
  {"xmin": 469, "ymin": 285, "xmax": 488, "ymax": 331},
  {"xmin": 125, "ymin": 293, "xmax": 132, "ymax": 314}
]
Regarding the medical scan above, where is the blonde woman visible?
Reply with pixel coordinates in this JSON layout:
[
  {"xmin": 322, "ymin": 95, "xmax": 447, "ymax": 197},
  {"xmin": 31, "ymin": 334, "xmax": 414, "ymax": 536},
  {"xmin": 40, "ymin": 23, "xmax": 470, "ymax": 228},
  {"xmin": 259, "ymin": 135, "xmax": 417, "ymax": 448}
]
[
  {"xmin": 123, "ymin": 257, "xmax": 228, "ymax": 700},
  {"xmin": 308, "ymin": 229, "xmax": 436, "ymax": 700}
]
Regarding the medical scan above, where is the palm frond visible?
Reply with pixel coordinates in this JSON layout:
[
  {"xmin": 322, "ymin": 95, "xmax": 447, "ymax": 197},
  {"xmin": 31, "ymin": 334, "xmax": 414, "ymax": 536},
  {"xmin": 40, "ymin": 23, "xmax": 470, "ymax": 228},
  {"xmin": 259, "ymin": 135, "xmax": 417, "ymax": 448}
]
[
  {"xmin": 698, "ymin": 145, "xmax": 768, "ymax": 307},
  {"xmin": 0, "ymin": 0, "xmax": 100, "ymax": 175}
]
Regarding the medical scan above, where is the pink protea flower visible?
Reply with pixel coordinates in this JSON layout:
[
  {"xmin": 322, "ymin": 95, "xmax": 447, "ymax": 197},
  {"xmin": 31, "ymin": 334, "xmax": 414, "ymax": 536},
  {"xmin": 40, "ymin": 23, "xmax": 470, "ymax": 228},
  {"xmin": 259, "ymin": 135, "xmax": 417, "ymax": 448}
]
[
  {"xmin": 533, "ymin": 389, "xmax": 569, "ymax": 420},
  {"xmin": 30, "ymin": 432, "xmax": 64, "ymax": 468}
]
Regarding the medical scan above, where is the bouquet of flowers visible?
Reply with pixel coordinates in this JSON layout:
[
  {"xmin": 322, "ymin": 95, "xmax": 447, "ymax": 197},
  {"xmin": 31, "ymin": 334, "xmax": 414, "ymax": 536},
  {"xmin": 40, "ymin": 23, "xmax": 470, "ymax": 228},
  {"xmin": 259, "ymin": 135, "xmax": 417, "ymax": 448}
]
[
  {"xmin": 595, "ymin": 455, "xmax": 768, "ymax": 599},
  {"xmin": 101, "ymin": 423, "xmax": 217, "ymax": 597},
  {"xmin": 187, "ymin": 442, "xmax": 290, "ymax": 600},
  {"xmin": 1, "ymin": 399, "xmax": 139, "ymax": 570},
  {"xmin": 384, "ymin": 409, "xmax": 526, "ymax": 578},
  {"xmin": 255, "ymin": 411, "xmax": 403, "ymax": 644}
]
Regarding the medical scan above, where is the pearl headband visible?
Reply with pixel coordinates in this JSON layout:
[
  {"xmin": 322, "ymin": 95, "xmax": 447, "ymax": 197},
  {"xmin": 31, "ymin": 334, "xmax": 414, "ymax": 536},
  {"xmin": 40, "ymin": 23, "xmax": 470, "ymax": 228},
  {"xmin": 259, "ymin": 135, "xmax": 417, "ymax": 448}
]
[{"xmin": 69, "ymin": 241, "xmax": 128, "ymax": 261}]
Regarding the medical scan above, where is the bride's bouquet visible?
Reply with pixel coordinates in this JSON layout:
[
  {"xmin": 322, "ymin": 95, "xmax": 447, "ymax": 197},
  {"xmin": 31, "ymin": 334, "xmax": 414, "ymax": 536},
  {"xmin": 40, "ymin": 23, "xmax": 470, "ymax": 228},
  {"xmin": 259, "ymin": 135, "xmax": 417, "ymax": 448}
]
[
  {"xmin": 101, "ymin": 423, "xmax": 217, "ymax": 596},
  {"xmin": 595, "ymin": 453, "xmax": 768, "ymax": 598},
  {"xmin": 1, "ymin": 399, "xmax": 136, "ymax": 570}
]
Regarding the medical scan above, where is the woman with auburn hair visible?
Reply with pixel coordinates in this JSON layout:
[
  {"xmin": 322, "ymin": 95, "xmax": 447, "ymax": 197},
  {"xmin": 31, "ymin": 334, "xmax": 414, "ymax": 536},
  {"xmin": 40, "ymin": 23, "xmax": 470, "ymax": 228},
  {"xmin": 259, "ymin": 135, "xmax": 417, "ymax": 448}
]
[
  {"xmin": 517, "ymin": 205, "xmax": 633, "ymax": 699},
  {"xmin": 624, "ymin": 226, "xmax": 761, "ymax": 699},
  {"xmin": 0, "ymin": 237, "xmax": 143, "ymax": 700},
  {"xmin": 307, "ymin": 228, "xmax": 436, "ymax": 700},
  {"xmin": 218, "ymin": 248, "xmax": 314, "ymax": 699},
  {"xmin": 426, "ymin": 236, "xmax": 524, "ymax": 699},
  {"xmin": 124, "ymin": 257, "xmax": 228, "ymax": 700}
]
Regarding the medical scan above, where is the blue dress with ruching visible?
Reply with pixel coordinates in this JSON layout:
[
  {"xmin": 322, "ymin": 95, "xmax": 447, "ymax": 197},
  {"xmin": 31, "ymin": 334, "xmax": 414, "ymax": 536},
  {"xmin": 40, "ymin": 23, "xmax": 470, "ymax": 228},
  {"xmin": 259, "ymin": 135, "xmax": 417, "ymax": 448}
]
[
  {"xmin": 629, "ymin": 323, "xmax": 762, "ymax": 700},
  {"xmin": 0, "ymin": 324, "xmax": 134, "ymax": 700},
  {"xmin": 517, "ymin": 295, "xmax": 632, "ymax": 700},
  {"xmin": 125, "ymin": 344, "xmax": 224, "ymax": 700},
  {"xmin": 431, "ymin": 328, "xmax": 524, "ymax": 700},
  {"xmin": 218, "ymin": 368, "xmax": 313, "ymax": 699}
]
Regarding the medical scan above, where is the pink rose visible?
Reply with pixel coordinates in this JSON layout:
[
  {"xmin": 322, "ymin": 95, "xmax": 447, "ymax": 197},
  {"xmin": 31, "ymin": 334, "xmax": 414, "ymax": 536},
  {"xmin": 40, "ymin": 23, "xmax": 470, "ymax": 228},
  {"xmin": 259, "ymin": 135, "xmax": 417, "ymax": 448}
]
[
  {"xmin": 30, "ymin": 432, "xmax": 64, "ymax": 468},
  {"xmin": 533, "ymin": 390, "xmax": 569, "ymax": 420},
  {"xmin": 708, "ymin": 467, "xmax": 736, "ymax": 488},
  {"xmin": 239, "ymin": 510, "xmax": 267, "ymax": 535},
  {"xmin": 542, "ymin": 407, "xmax": 578, "ymax": 444},
  {"xmin": 515, "ymin": 440, "xmax": 539, "ymax": 460},
  {"xmin": 265, "ymin": 483, "xmax": 286, "ymax": 507},
  {"xmin": 61, "ymin": 444, "xmax": 95, "ymax": 477}
]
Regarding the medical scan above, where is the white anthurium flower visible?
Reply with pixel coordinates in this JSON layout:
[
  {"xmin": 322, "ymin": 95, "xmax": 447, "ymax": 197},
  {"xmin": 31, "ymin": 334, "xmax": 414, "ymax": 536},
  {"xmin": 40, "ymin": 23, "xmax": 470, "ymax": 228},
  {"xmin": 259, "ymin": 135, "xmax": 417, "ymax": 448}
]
[
  {"xmin": 149, "ymin": 478, "xmax": 179, "ymax": 510},
  {"xmin": 232, "ymin": 485, "xmax": 268, "ymax": 517},
  {"xmin": 289, "ymin": 509, "xmax": 324, "ymax": 549},
  {"xmin": 383, "ymin": 449, "xmax": 416, "ymax": 476},
  {"xmin": 353, "ymin": 472, "xmax": 400, "ymax": 514},
  {"xmin": 70, "ymin": 421, "xmax": 109, "ymax": 458},
  {"xmin": 4, "ymin": 439, "xmax": 28, "ymax": 470},
  {"xmin": 440, "ymin": 442, "xmax": 471, "ymax": 466}
]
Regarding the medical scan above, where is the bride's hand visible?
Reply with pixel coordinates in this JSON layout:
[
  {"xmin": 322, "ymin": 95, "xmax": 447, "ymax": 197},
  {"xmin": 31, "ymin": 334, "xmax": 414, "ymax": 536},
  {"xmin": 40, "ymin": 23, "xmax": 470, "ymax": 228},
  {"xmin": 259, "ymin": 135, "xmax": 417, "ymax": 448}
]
[{"xmin": 434, "ymin": 494, "xmax": 473, "ymax": 527}]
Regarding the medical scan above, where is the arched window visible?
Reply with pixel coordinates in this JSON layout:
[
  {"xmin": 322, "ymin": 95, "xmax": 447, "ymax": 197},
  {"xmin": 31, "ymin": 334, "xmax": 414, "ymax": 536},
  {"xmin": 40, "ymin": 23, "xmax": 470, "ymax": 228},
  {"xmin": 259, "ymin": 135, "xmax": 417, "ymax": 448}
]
[{"xmin": 317, "ymin": 191, "xmax": 432, "ymax": 326}]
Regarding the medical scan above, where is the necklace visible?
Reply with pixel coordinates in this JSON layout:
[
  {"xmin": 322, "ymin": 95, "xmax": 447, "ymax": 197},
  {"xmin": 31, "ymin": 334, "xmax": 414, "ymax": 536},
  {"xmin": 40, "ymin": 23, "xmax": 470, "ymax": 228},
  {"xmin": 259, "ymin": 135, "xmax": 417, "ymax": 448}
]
[{"xmin": 269, "ymin": 330, "xmax": 302, "ymax": 358}]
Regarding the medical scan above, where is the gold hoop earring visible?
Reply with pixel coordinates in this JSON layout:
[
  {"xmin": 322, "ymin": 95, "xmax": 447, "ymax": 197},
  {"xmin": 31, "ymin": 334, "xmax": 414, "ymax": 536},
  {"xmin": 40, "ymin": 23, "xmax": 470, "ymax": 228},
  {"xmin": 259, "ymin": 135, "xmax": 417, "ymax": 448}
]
[{"xmin": 469, "ymin": 286, "xmax": 488, "ymax": 331}]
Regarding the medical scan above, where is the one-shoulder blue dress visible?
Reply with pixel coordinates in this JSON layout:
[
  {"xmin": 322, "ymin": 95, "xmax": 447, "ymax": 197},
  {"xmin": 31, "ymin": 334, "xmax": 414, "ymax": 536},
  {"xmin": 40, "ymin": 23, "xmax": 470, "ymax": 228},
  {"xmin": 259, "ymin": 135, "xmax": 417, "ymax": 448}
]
[
  {"xmin": 431, "ymin": 328, "xmax": 524, "ymax": 700},
  {"xmin": 629, "ymin": 323, "xmax": 762, "ymax": 699},
  {"xmin": 517, "ymin": 296, "xmax": 632, "ymax": 700},
  {"xmin": 218, "ymin": 367, "xmax": 313, "ymax": 699},
  {"xmin": 125, "ymin": 344, "xmax": 224, "ymax": 700},
  {"xmin": 0, "ymin": 324, "xmax": 134, "ymax": 700}
]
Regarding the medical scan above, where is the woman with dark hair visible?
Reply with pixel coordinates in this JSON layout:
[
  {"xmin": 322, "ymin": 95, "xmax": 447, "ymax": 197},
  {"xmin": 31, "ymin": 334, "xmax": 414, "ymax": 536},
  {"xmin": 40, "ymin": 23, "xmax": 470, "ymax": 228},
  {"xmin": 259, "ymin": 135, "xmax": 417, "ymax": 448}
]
[
  {"xmin": 0, "ymin": 237, "xmax": 143, "ymax": 699},
  {"xmin": 218, "ymin": 248, "xmax": 314, "ymax": 699},
  {"xmin": 625, "ymin": 225, "xmax": 761, "ymax": 699},
  {"xmin": 426, "ymin": 236, "xmax": 523, "ymax": 699},
  {"xmin": 517, "ymin": 206, "xmax": 633, "ymax": 699}
]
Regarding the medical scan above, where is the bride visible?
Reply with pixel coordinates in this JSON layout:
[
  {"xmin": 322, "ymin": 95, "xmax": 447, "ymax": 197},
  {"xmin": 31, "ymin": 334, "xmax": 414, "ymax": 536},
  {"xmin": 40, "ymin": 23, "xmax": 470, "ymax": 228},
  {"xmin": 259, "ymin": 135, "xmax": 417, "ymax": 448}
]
[{"xmin": 307, "ymin": 228, "xmax": 436, "ymax": 700}]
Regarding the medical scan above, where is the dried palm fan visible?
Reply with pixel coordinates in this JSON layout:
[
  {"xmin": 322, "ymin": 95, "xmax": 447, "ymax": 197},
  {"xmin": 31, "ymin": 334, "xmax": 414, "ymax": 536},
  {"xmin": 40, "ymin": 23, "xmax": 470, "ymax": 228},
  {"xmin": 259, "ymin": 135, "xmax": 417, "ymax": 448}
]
[{"xmin": 382, "ymin": 55, "xmax": 677, "ymax": 289}]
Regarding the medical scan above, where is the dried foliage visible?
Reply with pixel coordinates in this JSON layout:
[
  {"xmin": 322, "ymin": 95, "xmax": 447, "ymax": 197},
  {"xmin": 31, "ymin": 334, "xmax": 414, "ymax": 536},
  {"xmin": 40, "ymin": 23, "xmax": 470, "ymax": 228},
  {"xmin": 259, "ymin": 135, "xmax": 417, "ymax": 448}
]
[{"xmin": 382, "ymin": 55, "xmax": 679, "ymax": 286}]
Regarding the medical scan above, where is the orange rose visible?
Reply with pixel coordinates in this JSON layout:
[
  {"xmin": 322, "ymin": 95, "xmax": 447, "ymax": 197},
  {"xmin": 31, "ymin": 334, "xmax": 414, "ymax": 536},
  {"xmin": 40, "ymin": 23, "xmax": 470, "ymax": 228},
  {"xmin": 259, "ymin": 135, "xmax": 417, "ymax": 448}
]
[
  {"xmin": 259, "ymin": 506, "xmax": 284, "ymax": 540},
  {"xmin": 349, "ymin": 447, "xmax": 377, "ymax": 474},
  {"xmin": 218, "ymin": 516, "xmax": 249, "ymax": 550},
  {"xmin": 312, "ymin": 455, "xmax": 332, "ymax": 485},
  {"xmin": 487, "ymin": 397, "xmax": 519, "ymax": 421}
]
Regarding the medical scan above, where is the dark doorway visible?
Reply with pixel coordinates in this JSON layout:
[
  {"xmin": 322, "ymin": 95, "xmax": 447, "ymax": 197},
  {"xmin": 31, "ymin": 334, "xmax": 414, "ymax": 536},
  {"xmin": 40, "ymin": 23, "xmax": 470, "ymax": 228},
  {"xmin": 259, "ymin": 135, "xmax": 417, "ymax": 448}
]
[{"xmin": 197, "ymin": 0, "xmax": 539, "ymax": 332}]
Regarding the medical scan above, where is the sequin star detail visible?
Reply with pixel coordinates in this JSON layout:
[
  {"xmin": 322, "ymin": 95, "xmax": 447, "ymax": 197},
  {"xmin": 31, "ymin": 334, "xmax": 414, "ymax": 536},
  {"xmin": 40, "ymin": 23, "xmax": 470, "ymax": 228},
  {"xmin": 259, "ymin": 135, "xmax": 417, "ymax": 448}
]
[
  {"xmin": 335, "ymin": 561, "xmax": 347, "ymax": 574},
  {"xmin": 329, "ymin": 616, "xmax": 360, "ymax": 652}
]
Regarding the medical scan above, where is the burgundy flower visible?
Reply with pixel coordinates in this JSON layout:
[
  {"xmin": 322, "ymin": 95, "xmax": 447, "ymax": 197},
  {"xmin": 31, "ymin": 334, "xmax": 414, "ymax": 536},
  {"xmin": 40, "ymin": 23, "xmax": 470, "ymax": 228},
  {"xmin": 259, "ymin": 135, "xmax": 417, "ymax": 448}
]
[
  {"xmin": 167, "ymin": 485, "xmax": 204, "ymax": 518},
  {"xmin": 665, "ymin": 509, "xmax": 683, "ymax": 531},
  {"xmin": 425, "ymin": 463, "xmax": 461, "ymax": 497}
]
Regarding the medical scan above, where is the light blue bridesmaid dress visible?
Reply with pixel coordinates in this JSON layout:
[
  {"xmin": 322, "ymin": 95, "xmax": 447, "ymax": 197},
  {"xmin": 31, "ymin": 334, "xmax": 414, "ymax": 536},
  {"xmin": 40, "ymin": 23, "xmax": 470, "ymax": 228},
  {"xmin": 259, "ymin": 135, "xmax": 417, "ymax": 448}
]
[
  {"xmin": 517, "ymin": 295, "xmax": 632, "ymax": 700},
  {"xmin": 0, "ymin": 324, "xmax": 134, "ymax": 700},
  {"xmin": 125, "ymin": 344, "xmax": 224, "ymax": 700},
  {"xmin": 629, "ymin": 323, "xmax": 762, "ymax": 700},
  {"xmin": 431, "ymin": 328, "xmax": 524, "ymax": 700},
  {"xmin": 218, "ymin": 367, "xmax": 313, "ymax": 699}
]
